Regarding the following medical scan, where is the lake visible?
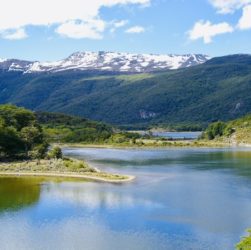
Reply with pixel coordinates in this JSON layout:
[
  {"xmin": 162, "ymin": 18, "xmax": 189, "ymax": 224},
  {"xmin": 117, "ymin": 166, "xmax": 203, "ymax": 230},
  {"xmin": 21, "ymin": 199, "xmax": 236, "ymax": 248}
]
[
  {"xmin": 152, "ymin": 131, "xmax": 202, "ymax": 140},
  {"xmin": 1, "ymin": 147, "xmax": 251, "ymax": 250},
  {"xmin": 133, "ymin": 131, "xmax": 202, "ymax": 140}
]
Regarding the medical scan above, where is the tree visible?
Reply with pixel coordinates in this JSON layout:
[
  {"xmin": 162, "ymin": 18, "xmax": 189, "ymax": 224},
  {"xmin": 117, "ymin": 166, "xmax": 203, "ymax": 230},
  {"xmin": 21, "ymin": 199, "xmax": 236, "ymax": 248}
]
[
  {"xmin": 20, "ymin": 126, "xmax": 44, "ymax": 157},
  {"xmin": 29, "ymin": 143, "xmax": 49, "ymax": 160},
  {"xmin": 0, "ymin": 104, "xmax": 35, "ymax": 131},
  {"xmin": 0, "ymin": 104, "xmax": 48, "ymax": 159},
  {"xmin": 0, "ymin": 126, "xmax": 24, "ymax": 157}
]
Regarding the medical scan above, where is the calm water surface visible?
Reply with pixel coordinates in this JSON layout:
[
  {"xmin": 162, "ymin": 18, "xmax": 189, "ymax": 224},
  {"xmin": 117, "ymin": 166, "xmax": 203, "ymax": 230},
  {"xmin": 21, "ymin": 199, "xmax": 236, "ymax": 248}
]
[
  {"xmin": 152, "ymin": 131, "xmax": 202, "ymax": 139},
  {"xmin": 1, "ymin": 147, "xmax": 251, "ymax": 250}
]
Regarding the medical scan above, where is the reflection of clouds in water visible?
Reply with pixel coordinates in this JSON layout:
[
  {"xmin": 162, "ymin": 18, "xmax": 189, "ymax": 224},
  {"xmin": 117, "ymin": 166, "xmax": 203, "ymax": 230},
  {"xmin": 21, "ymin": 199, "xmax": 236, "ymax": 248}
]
[
  {"xmin": 0, "ymin": 216, "xmax": 220, "ymax": 250},
  {"xmin": 64, "ymin": 148, "xmax": 189, "ymax": 162},
  {"xmin": 1, "ymin": 148, "xmax": 251, "ymax": 250},
  {"xmin": 64, "ymin": 147, "xmax": 235, "ymax": 161},
  {"xmin": 41, "ymin": 182, "xmax": 162, "ymax": 210},
  {"xmin": 150, "ymin": 170, "xmax": 251, "ymax": 233}
]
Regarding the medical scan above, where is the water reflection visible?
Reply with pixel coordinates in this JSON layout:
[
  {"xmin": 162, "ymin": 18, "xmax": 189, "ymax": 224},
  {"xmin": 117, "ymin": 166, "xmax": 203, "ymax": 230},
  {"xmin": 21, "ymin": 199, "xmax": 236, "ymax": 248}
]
[
  {"xmin": 0, "ymin": 148, "xmax": 251, "ymax": 250},
  {"xmin": 0, "ymin": 177, "xmax": 41, "ymax": 212},
  {"xmin": 65, "ymin": 147, "xmax": 251, "ymax": 179},
  {"xmin": 42, "ymin": 182, "xmax": 161, "ymax": 209}
]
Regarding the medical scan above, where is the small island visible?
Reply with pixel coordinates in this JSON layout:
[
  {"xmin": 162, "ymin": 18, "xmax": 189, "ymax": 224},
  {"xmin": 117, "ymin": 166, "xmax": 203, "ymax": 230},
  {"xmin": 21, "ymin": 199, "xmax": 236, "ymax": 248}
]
[{"xmin": 0, "ymin": 105, "xmax": 134, "ymax": 183}]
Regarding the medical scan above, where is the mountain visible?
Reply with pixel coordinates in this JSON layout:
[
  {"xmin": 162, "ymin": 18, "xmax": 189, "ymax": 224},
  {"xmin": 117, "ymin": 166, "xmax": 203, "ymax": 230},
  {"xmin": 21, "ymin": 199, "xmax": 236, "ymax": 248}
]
[
  {"xmin": 0, "ymin": 58, "xmax": 32, "ymax": 72},
  {"xmin": 0, "ymin": 54, "xmax": 251, "ymax": 127},
  {"xmin": 0, "ymin": 51, "xmax": 209, "ymax": 73}
]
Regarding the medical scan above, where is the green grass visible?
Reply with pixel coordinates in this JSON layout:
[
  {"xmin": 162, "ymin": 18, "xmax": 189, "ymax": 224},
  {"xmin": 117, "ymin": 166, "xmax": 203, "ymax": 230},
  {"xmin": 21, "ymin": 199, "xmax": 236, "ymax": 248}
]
[
  {"xmin": 116, "ymin": 73, "xmax": 154, "ymax": 83},
  {"xmin": 0, "ymin": 158, "xmax": 130, "ymax": 181}
]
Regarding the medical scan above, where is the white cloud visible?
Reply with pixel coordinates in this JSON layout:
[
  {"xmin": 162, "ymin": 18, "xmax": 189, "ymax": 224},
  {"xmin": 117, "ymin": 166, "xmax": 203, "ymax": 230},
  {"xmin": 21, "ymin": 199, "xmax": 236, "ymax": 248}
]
[
  {"xmin": 238, "ymin": 5, "xmax": 251, "ymax": 30},
  {"xmin": 114, "ymin": 20, "xmax": 129, "ymax": 28},
  {"xmin": 0, "ymin": 0, "xmax": 150, "ymax": 40},
  {"xmin": 188, "ymin": 20, "xmax": 234, "ymax": 44},
  {"xmin": 125, "ymin": 26, "xmax": 145, "ymax": 33},
  {"xmin": 208, "ymin": 0, "xmax": 251, "ymax": 14},
  {"xmin": 0, "ymin": 28, "xmax": 27, "ymax": 40},
  {"xmin": 110, "ymin": 20, "xmax": 128, "ymax": 33},
  {"xmin": 56, "ymin": 20, "xmax": 105, "ymax": 39}
]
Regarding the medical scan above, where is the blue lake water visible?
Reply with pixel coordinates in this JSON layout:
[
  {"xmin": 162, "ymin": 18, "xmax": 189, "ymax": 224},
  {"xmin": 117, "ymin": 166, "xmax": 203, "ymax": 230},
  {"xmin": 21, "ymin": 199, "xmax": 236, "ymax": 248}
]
[
  {"xmin": 1, "ymin": 147, "xmax": 251, "ymax": 250},
  {"xmin": 152, "ymin": 131, "xmax": 202, "ymax": 139}
]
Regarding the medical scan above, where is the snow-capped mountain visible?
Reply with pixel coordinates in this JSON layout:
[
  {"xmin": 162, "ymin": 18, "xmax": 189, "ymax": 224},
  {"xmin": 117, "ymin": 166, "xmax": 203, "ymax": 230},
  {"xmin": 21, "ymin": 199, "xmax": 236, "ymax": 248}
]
[
  {"xmin": 0, "ymin": 58, "xmax": 33, "ymax": 72},
  {"xmin": 0, "ymin": 52, "xmax": 210, "ymax": 74}
]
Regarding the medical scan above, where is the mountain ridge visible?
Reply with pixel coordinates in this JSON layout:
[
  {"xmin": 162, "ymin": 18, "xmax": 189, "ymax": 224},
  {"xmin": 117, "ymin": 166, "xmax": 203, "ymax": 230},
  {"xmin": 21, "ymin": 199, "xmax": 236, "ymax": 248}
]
[
  {"xmin": 0, "ymin": 54, "xmax": 251, "ymax": 127},
  {"xmin": 0, "ymin": 51, "xmax": 210, "ymax": 73}
]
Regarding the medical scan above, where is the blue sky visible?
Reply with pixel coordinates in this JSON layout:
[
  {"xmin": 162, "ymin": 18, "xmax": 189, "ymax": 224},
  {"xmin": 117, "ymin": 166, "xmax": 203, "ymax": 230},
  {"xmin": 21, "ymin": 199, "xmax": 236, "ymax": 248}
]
[{"xmin": 0, "ymin": 0, "xmax": 250, "ymax": 61}]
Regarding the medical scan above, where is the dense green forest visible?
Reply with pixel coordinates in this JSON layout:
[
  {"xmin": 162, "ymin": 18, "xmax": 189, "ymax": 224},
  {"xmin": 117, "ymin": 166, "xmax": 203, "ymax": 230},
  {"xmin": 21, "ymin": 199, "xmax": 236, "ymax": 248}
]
[
  {"xmin": 0, "ymin": 105, "xmax": 47, "ymax": 159},
  {"xmin": 37, "ymin": 111, "xmax": 144, "ymax": 144},
  {"xmin": 36, "ymin": 111, "xmax": 114, "ymax": 143},
  {"xmin": 0, "ymin": 54, "xmax": 251, "ymax": 127},
  {"xmin": 0, "ymin": 105, "xmax": 144, "ymax": 154}
]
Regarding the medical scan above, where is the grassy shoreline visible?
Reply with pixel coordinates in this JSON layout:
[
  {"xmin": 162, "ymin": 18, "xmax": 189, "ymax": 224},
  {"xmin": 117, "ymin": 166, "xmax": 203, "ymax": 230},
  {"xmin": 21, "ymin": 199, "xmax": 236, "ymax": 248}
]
[
  {"xmin": 0, "ymin": 159, "xmax": 135, "ymax": 183},
  {"xmin": 56, "ymin": 140, "xmax": 235, "ymax": 149}
]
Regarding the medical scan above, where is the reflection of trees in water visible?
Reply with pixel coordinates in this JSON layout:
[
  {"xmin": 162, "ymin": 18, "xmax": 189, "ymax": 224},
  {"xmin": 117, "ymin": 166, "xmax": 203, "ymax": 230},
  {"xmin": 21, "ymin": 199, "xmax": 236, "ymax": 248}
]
[
  {"xmin": 94, "ymin": 149, "xmax": 251, "ymax": 179},
  {"xmin": 0, "ymin": 177, "xmax": 41, "ymax": 212},
  {"xmin": 184, "ymin": 151, "xmax": 251, "ymax": 178}
]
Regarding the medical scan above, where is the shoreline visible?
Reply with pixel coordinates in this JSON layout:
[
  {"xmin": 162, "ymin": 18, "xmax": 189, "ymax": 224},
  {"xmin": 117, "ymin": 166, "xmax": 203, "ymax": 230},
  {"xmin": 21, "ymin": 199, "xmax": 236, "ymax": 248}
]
[
  {"xmin": 0, "ymin": 171, "xmax": 135, "ymax": 183},
  {"xmin": 0, "ymin": 158, "xmax": 135, "ymax": 183},
  {"xmin": 57, "ymin": 142, "xmax": 235, "ymax": 149}
]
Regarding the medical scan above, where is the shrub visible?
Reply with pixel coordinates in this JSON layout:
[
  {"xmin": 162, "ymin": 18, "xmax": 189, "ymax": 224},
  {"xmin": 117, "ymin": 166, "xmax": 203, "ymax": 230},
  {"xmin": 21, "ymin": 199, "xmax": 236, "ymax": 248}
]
[
  {"xmin": 48, "ymin": 147, "xmax": 63, "ymax": 159},
  {"xmin": 236, "ymin": 229, "xmax": 251, "ymax": 250}
]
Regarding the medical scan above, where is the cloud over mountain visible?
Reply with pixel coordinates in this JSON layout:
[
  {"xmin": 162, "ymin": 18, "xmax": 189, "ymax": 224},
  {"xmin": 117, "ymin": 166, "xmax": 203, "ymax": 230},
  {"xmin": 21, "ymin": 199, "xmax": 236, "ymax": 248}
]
[
  {"xmin": 188, "ymin": 0, "xmax": 251, "ymax": 43},
  {"xmin": 0, "ymin": 0, "xmax": 150, "ymax": 39},
  {"xmin": 188, "ymin": 20, "xmax": 234, "ymax": 44}
]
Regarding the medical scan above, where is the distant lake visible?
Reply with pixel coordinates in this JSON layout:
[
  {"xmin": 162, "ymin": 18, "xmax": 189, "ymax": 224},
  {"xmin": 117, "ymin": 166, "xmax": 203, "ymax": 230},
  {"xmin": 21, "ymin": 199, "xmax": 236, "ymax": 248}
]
[
  {"xmin": 133, "ymin": 131, "xmax": 202, "ymax": 140},
  {"xmin": 152, "ymin": 131, "xmax": 202, "ymax": 139},
  {"xmin": 1, "ymin": 147, "xmax": 251, "ymax": 250}
]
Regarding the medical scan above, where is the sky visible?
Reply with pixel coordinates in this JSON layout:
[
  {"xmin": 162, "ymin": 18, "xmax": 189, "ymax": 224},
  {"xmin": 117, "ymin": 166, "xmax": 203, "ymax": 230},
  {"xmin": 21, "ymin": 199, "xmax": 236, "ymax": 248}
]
[{"xmin": 0, "ymin": 0, "xmax": 251, "ymax": 61}]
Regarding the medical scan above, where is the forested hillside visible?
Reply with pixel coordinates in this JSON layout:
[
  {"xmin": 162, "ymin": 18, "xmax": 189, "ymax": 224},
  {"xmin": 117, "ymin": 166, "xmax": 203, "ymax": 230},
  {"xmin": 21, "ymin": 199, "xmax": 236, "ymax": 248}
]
[
  {"xmin": 1, "ymin": 54, "xmax": 251, "ymax": 127},
  {"xmin": 36, "ymin": 111, "xmax": 113, "ymax": 143}
]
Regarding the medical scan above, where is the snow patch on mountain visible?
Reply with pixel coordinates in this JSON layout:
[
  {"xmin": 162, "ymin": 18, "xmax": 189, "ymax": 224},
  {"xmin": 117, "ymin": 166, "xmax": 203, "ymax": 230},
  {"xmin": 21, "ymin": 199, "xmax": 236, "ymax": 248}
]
[{"xmin": 0, "ymin": 51, "xmax": 210, "ymax": 73}]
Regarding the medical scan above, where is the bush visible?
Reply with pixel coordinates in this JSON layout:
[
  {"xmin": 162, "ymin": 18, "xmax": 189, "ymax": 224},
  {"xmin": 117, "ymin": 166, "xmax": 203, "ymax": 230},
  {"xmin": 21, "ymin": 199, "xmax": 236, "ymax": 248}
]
[
  {"xmin": 236, "ymin": 229, "xmax": 251, "ymax": 250},
  {"xmin": 203, "ymin": 121, "xmax": 227, "ymax": 140},
  {"xmin": 48, "ymin": 146, "xmax": 63, "ymax": 159}
]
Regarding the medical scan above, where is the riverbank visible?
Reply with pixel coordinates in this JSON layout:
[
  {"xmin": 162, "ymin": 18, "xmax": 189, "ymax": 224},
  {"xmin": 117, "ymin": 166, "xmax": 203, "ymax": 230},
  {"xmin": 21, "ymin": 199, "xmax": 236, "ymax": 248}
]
[
  {"xmin": 56, "ymin": 139, "xmax": 232, "ymax": 149},
  {"xmin": 0, "ymin": 159, "xmax": 134, "ymax": 183}
]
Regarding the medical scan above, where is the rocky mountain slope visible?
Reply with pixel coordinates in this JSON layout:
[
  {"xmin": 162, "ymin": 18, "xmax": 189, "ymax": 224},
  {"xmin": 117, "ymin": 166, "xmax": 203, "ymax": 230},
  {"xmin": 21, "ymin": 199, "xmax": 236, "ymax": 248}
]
[{"xmin": 0, "ymin": 51, "xmax": 209, "ymax": 73}]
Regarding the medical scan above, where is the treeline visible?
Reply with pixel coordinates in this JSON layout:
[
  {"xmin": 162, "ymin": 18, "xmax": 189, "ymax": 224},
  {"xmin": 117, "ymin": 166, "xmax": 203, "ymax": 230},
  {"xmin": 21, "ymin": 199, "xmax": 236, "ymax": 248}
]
[
  {"xmin": 0, "ymin": 105, "xmax": 48, "ymax": 159},
  {"xmin": 36, "ymin": 111, "xmax": 145, "ymax": 144},
  {"xmin": 120, "ymin": 123, "xmax": 204, "ymax": 132},
  {"xmin": 0, "ymin": 105, "xmax": 146, "ymax": 158},
  {"xmin": 36, "ymin": 112, "xmax": 114, "ymax": 143}
]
